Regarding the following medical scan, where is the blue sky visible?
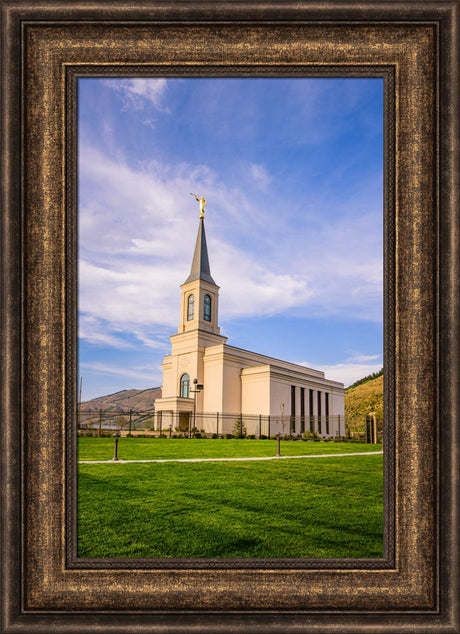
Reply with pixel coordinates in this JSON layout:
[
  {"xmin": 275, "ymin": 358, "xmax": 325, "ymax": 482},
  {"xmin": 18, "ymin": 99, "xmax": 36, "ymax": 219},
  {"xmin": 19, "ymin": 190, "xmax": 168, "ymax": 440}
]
[{"xmin": 78, "ymin": 77, "xmax": 383, "ymax": 401}]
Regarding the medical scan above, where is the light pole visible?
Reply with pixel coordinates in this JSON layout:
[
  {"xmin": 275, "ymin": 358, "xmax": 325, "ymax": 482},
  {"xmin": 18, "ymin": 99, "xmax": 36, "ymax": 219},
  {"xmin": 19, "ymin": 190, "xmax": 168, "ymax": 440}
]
[
  {"xmin": 112, "ymin": 432, "xmax": 120, "ymax": 461},
  {"xmin": 190, "ymin": 379, "xmax": 203, "ymax": 437},
  {"xmin": 280, "ymin": 402, "xmax": 285, "ymax": 438}
]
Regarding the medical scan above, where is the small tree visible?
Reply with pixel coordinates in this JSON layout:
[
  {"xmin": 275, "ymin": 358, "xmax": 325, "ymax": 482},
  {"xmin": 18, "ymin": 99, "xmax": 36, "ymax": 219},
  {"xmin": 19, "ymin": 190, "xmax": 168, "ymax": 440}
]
[
  {"xmin": 116, "ymin": 415, "xmax": 128, "ymax": 430},
  {"xmin": 233, "ymin": 415, "xmax": 247, "ymax": 438}
]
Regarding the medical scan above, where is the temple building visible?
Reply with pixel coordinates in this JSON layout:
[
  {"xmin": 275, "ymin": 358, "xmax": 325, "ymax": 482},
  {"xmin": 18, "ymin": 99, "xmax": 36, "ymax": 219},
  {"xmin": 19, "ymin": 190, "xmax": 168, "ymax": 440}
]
[{"xmin": 154, "ymin": 207, "xmax": 345, "ymax": 437}]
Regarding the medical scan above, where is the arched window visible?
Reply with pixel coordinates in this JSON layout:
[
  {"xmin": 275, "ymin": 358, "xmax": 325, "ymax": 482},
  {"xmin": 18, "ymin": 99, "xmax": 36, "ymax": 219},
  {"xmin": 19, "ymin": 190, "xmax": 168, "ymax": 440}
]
[
  {"xmin": 187, "ymin": 294, "xmax": 194, "ymax": 321},
  {"xmin": 204, "ymin": 294, "xmax": 211, "ymax": 322},
  {"xmin": 180, "ymin": 373, "xmax": 190, "ymax": 398}
]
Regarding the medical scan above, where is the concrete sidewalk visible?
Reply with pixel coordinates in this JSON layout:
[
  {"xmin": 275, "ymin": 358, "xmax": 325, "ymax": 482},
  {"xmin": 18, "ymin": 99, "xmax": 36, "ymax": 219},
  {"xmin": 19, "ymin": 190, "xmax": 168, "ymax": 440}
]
[{"xmin": 79, "ymin": 451, "xmax": 383, "ymax": 465}]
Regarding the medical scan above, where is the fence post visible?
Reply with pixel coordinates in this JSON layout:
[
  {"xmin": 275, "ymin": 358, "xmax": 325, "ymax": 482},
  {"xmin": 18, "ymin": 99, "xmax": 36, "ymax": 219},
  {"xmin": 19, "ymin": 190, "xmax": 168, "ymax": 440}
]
[
  {"xmin": 99, "ymin": 408, "xmax": 102, "ymax": 437},
  {"xmin": 216, "ymin": 412, "xmax": 219, "ymax": 437},
  {"xmin": 259, "ymin": 415, "xmax": 261, "ymax": 439},
  {"xmin": 129, "ymin": 409, "xmax": 132, "ymax": 435},
  {"xmin": 268, "ymin": 415, "xmax": 270, "ymax": 438}
]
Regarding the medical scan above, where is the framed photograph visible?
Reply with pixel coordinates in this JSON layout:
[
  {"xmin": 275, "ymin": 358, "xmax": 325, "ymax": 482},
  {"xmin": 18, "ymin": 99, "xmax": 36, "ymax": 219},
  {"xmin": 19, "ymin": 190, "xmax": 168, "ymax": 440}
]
[
  {"xmin": 1, "ymin": 1, "xmax": 459, "ymax": 632},
  {"xmin": 75, "ymin": 73, "xmax": 386, "ymax": 564}
]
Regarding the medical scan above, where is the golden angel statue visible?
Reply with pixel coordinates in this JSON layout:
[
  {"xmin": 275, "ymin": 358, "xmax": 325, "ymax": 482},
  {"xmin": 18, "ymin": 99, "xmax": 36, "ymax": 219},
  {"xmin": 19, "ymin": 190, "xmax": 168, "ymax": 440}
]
[{"xmin": 190, "ymin": 193, "xmax": 207, "ymax": 219}]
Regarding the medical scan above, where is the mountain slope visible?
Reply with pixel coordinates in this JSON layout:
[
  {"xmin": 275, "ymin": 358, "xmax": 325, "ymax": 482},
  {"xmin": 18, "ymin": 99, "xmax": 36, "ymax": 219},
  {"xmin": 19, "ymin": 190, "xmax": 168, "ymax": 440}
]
[
  {"xmin": 80, "ymin": 387, "xmax": 161, "ymax": 413},
  {"xmin": 345, "ymin": 374, "xmax": 383, "ymax": 433}
]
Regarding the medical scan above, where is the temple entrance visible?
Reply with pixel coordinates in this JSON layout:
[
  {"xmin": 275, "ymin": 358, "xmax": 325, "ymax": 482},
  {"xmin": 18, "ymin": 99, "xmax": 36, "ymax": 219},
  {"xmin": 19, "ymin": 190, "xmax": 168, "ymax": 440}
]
[{"xmin": 179, "ymin": 412, "xmax": 191, "ymax": 432}]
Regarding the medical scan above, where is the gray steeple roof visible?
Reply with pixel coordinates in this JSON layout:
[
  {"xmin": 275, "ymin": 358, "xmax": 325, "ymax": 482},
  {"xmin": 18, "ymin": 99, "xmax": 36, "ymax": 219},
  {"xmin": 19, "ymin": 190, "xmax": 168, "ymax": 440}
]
[{"xmin": 183, "ymin": 218, "xmax": 216, "ymax": 285}]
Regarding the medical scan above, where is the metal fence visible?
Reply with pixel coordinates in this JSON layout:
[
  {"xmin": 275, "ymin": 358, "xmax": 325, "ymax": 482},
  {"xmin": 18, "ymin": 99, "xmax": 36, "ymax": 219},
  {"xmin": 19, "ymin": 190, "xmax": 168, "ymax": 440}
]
[
  {"xmin": 78, "ymin": 409, "xmax": 346, "ymax": 439},
  {"xmin": 78, "ymin": 409, "xmax": 156, "ymax": 434}
]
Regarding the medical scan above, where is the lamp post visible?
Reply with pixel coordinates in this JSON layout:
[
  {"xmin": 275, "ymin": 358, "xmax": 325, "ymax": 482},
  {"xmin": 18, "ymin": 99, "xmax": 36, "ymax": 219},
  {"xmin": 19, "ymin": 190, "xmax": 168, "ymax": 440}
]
[
  {"xmin": 112, "ymin": 432, "xmax": 121, "ymax": 461},
  {"xmin": 190, "ymin": 378, "xmax": 203, "ymax": 438}
]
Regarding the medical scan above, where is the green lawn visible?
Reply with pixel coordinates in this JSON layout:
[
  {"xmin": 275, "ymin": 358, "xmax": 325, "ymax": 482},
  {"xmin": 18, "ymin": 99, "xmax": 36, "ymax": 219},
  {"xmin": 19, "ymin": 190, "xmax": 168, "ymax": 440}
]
[
  {"xmin": 78, "ymin": 437, "xmax": 382, "ymax": 461},
  {"xmin": 78, "ymin": 439, "xmax": 383, "ymax": 559}
]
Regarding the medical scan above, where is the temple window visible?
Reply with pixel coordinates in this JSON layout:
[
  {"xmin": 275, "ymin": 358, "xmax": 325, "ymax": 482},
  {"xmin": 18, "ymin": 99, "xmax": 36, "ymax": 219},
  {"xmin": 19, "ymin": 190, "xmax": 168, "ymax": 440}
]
[
  {"xmin": 187, "ymin": 294, "xmax": 194, "ymax": 320},
  {"xmin": 180, "ymin": 373, "xmax": 190, "ymax": 398},
  {"xmin": 204, "ymin": 294, "xmax": 211, "ymax": 321}
]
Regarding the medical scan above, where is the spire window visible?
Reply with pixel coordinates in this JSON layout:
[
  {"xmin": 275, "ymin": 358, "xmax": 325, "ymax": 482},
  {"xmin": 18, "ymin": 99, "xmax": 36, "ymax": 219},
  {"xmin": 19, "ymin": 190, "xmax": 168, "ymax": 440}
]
[
  {"xmin": 187, "ymin": 294, "xmax": 194, "ymax": 320},
  {"xmin": 180, "ymin": 373, "xmax": 190, "ymax": 398},
  {"xmin": 204, "ymin": 294, "xmax": 211, "ymax": 322}
]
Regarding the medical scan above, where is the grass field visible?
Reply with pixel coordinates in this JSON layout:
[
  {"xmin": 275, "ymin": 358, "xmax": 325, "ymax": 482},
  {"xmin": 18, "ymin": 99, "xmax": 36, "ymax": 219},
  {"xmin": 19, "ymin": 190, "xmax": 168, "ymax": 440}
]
[
  {"xmin": 78, "ymin": 438, "xmax": 383, "ymax": 559},
  {"xmin": 78, "ymin": 437, "xmax": 382, "ymax": 461}
]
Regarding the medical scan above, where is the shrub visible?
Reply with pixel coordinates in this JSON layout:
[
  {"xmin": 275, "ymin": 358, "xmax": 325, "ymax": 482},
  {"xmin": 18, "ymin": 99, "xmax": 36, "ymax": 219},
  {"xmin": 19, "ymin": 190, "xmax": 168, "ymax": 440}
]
[
  {"xmin": 259, "ymin": 434, "xmax": 267, "ymax": 440},
  {"xmin": 232, "ymin": 416, "xmax": 247, "ymax": 439},
  {"xmin": 247, "ymin": 434, "xmax": 256, "ymax": 439},
  {"xmin": 193, "ymin": 432, "xmax": 202, "ymax": 439},
  {"xmin": 159, "ymin": 434, "xmax": 167, "ymax": 438},
  {"xmin": 225, "ymin": 433, "xmax": 234, "ymax": 439},
  {"xmin": 211, "ymin": 433, "xmax": 218, "ymax": 439}
]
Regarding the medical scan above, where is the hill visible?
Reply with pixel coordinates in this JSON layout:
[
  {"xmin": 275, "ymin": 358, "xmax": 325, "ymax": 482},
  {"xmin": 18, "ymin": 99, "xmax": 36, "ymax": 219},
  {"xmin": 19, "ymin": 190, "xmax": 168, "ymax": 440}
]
[
  {"xmin": 345, "ymin": 373, "xmax": 383, "ymax": 433},
  {"xmin": 80, "ymin": 387, "xmax": 161, "ymax": 413}
]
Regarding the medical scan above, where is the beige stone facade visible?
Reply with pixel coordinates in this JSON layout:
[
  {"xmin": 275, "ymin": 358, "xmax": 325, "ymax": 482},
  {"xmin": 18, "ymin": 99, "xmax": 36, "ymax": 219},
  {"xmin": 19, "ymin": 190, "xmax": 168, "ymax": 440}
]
[{"xmin": 154, "ymin": 218, "xmax": 345, "ymax": 437}]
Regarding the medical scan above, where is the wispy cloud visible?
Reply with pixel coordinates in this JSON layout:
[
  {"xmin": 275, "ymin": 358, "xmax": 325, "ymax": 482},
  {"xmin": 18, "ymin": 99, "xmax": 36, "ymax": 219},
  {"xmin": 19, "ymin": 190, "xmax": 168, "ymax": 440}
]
[
  {"xmin": 80, "ymin": 361, "xmax": 162, "ymax": 384},
  {"xmin": 78, "ymin": 142, "xmax": 382, "ymax": 349},
  {"xmin": 249, "ymin": 163, "xmax": 271, "ymax": 189},
  {"xmin": 300, "ymin": 354, "xmax": 382, "ymax": 387},
  {"xmin": 78, "ymin": 314, "xmax": 135, "ymax": 349},
  {"xmin": 103, "ymin": 78, "xmax": 169, "ymax": 112}
]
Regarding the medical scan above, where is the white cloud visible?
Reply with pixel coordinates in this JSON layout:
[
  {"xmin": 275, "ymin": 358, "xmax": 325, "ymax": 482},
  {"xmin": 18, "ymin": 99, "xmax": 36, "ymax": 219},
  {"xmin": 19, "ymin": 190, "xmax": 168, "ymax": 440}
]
[
  {"xmin": 104, "ymin": 78, "xmax": 169, "ymax": 112},
  {"xmin": 212, "ymin": 238, "xmax": 313, "ymax": 318},
  {"xmin": 249, "ymin": 163, "xmax": 271, "ymax": 189},
  {"xmin": 300, "ymin": 355, "xmax": 382, "ymax": 387},
  {"xmin": 345, "ymin": 353, "xmax": 381, "ymax": 363},
  {"xmin": 80, "ymin": 361, "xmax": 162, "ymax": 384},
  {"xmin": 78, "ymin": 314, "xmax": 135, "ymax": 349},
  {"xmin": 78, "ymin": 143, "xmax": 383, "ymax": 349}
]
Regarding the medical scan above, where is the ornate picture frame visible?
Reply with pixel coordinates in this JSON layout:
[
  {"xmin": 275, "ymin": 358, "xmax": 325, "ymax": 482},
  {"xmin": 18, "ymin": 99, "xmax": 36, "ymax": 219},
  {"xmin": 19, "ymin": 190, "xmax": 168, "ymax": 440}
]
[{"xmin": 1, "ymin": 2, "xmax": 458, "ymax": 632}]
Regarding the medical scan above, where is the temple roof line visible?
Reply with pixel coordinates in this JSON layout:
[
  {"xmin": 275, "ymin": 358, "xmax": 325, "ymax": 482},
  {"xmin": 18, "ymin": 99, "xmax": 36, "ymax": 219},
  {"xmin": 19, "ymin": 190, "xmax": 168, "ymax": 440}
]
[{"xmin": 183, "ymin": 217, "xmax": 216, "ymax": 285}]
